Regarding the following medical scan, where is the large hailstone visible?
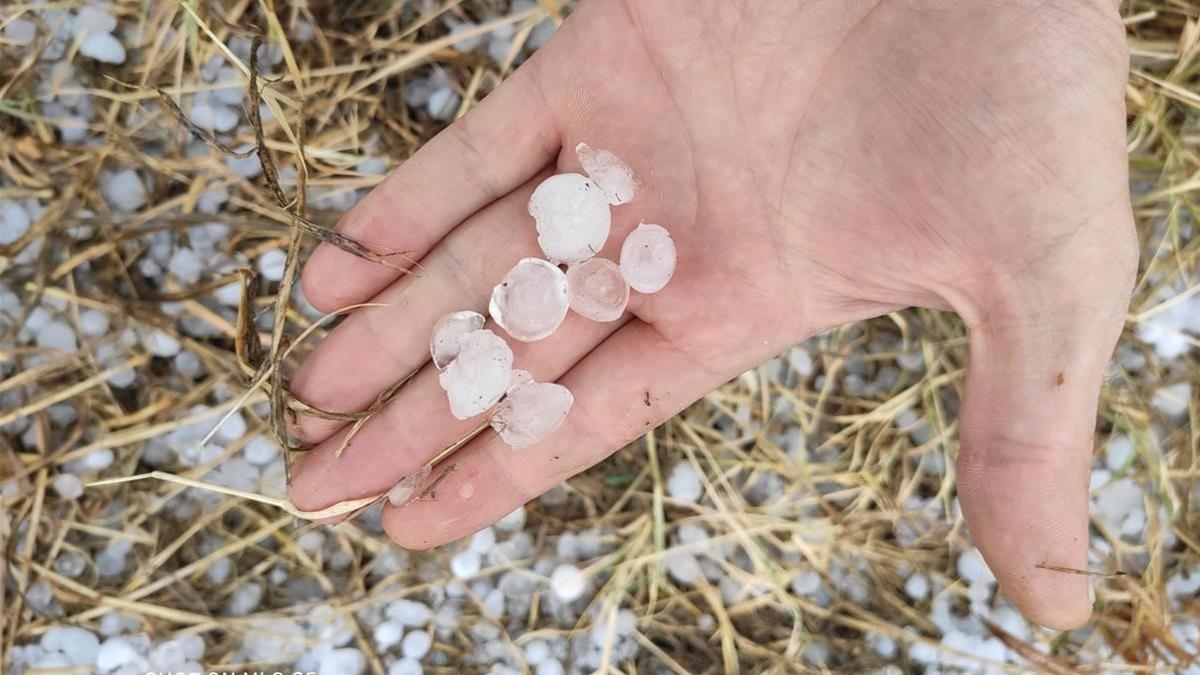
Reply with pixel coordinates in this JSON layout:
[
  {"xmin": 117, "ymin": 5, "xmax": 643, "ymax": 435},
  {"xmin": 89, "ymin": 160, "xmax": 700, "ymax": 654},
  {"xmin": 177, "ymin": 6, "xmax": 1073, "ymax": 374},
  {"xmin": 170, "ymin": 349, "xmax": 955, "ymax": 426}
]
[
  {"xmin": 437, "ymin": 329, "xmax": 514, "ymax": 419},
  {"xmin": 430, "ymin": 310, "xmax": 485, "ymax": 369},
  {"xmin": 576, "ymin": 143, "xmax": 635, "ymax": 205},
  {"xmin": 528, "ymin": 173, "xmax": 611, "ymax": 264},
  {"xmin": 566, "ymin": 258, "xmax": 629, "ymax": 322},
  {"xmin": 489, "ymin": 258, "xmax": 569, "ymax": 342},
  {"xmin": 490, "ymin": 381, "xmax": 573, "ymax": 449},
  {"xmin": 619, "ymin": 223, "xmax": 676, "ymax": 293}
]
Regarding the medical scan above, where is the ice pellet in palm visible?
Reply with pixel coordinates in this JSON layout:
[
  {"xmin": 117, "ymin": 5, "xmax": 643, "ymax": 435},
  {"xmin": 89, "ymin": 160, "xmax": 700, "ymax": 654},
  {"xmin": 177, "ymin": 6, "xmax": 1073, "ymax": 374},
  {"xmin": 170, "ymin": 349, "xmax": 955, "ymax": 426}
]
[
  {"xmin": 437, "ymin": 329, "xmax": 514, "ymax": 419},
  {"xmin": 430, "ymin": 310, "xmax": 485, "ymax": 369},
  {"xmin": 528, "ymin": 173, "xmax": 611, "ymax": 264},
  {"xmin": 491, "ymin": 381, "xmax": 574, "ymax": 449},
  {"xmin": 619, "ymin": 223, "xmax": 676, "ymax": 293},
  {"xmin": 576, "ymin": 143, "xmax": 635, "ymax": 205},
  {"xmin": 490, "ymin": 258, "xmax": 569, "ymax": 342},
  {"xmin": 566, "ymin": 258, "xmax": 629, "ymax": 322}
]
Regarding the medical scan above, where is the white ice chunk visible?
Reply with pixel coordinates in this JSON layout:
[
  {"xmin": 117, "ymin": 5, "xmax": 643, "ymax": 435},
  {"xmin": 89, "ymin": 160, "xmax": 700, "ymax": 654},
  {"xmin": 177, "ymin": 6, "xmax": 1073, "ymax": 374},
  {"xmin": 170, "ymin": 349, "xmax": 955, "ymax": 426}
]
[
  {"xmin": 528, "ymin": 174, "xmax": 611, "ymax": 264},
  {"xmin": 101, "ymin": 169, "xmax": 146, "ymax": 213},
  {"xmin": 0, "ymin": 199, "xmax": 31, "ymax": 245},
  {"xmin": 490, "ymin": 381, "xmax": 573, "ymax": 449},
  {"xmin": 620, "ymin": 223, "xmax": 676, "ymax": 293},
  {"xmin": 427, "ymin": 87, "xmax": 460, "ymax": 121},
  {"xmin": 76, "ymin": 6, "xmax": 119, "ymax": 33},
  {"xmin": 566, "ymin": 257, "xmax": 628, "ymax": 322},
  {"xmin": 430, "ymin": 310, "xmax": 485, "ymax": 369},
  {"xmin": 258, "ymin": 248, "xmax": 287, "ymax": 282},
  {"xmin": 437, "ymin": 329, "xmax": 513, "ymax": 419},
  {"xmin": 489, "ymin": 258, "xmax": 569, "ymax": 342},
  {"xmin": 80, "ymin": 32, "xmax": 126, "ymax": 64},
  {"xmin": 549, "ymin": 564, "xmax": 587, "ymax": 602},
  {"xmin": 509, "ymin": 369, "xmax": 534, "ymax": 387},
  {"xmin": 387, "ymin": 466, "xmax": 432, "ymax": 507},
  {"xmin": 575, "ymin": 143, "xmax": 635, "ymax": 205}
]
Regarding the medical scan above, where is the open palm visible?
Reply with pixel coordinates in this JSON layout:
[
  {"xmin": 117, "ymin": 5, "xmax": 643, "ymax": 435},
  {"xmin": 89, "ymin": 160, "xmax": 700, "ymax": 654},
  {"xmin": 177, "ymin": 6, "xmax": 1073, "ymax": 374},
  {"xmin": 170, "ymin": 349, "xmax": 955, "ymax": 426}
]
[{"xmin": 288, "ymin": 0, "xmax": 1135, "ymax": 629}]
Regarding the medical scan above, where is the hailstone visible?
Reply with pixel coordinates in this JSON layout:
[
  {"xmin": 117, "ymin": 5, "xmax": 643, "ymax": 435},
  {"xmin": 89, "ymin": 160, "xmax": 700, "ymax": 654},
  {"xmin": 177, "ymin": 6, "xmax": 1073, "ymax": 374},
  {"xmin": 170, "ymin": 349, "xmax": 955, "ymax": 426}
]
[
  {"xmin": 430, "ymin": 310, "xmax": 485, "ymax": 369},
  {"xmin": 566, "ymin": 257, "xmax": 629, "ymax": 322},
  {"xmin": 619, "ymin": 223, "xmax": 676, "ymax": 293},
  {"xmin": 528, "ymin": 173, "xmax": 611, "ymax": 264},
  {"xmin": 437, "ymin": 329, "xmax": 514, "ymax": 419},
  {"xmin": 576, "ymin": 143, "xmax": 635, "ymax": 205},
  {"xmin": 490, "ymin": 381, "xmax": 574, "ymax": 449},
  {"xmin": 489, "ymin": 258, "xmax": 569, "ymax": 342}
]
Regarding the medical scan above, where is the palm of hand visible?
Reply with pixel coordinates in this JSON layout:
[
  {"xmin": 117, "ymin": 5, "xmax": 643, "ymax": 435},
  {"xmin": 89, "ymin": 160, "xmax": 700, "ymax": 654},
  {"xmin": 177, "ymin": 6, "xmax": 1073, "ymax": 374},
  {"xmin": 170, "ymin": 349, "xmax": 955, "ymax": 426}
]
[{"xmin": 290, "ymin": 0, "xmax": 1135, "ymax": 629}]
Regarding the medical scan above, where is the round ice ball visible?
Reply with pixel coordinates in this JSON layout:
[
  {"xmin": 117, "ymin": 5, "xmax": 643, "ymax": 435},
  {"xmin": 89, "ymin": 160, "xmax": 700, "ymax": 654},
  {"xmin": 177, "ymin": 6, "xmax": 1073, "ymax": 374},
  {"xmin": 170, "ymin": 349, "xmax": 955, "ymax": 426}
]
[
  {"xmin": 528, "ymin": 173, "xmax": 611, "ymax": 264},
  {"xmin": 619, "ymin": 223, "xmax": 676, "ymax": 293},
  {"xmin": 566, "ymin": 257, "xmax": 629, "ymax": 322},
  {"xmin": 489, "ymin": 258, "xmax": 569, "ymax": 342}
]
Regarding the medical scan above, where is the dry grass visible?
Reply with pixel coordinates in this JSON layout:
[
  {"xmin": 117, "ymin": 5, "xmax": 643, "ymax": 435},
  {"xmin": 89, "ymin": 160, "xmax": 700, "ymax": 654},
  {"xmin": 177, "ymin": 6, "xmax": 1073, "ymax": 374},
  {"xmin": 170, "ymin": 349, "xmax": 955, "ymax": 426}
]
[{"xmin": 1, "ymin": 0, "xmax": 1198, "ymax": 673}]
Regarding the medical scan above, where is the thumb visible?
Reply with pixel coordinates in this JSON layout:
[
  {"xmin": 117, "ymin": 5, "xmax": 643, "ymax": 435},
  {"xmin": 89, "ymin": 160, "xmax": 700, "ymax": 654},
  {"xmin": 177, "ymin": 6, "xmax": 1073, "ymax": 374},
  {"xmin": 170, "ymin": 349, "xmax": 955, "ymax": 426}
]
[{"xmin": 953, "ymin": 247, "xmax": 1134, "ymax": 630}]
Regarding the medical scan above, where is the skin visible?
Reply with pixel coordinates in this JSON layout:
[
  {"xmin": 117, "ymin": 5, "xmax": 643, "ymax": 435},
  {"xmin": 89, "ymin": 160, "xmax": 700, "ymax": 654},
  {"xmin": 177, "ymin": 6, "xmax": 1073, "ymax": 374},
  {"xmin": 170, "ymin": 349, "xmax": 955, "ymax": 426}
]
[{"xmin": 288, "ymin": 0, "xmax": 1136, "ymax": 630}]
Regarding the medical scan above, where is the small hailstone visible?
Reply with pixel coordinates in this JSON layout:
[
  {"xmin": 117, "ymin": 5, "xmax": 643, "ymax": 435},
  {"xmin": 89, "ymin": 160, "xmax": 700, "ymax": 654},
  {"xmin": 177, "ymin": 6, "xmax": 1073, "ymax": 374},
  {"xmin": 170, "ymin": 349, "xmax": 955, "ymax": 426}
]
[
  {"xmin": 566, "ymin": 257, "xmax": 629, "ymax": 322},
  {"xmin": 510, "ymin": 369, "xmax": 534, "ymax": 387},
  {"xmin": 388, "ymin": 466, "xmax": 432, "ymax": 507},
  {"xmin": 490, "ymin": 258, "xmax": 569, "ymax": 342},
  {"xmin": 37, "ymin": 320, "xmax": 77, "ymax": 352},
  {"xmin": 437, "ymin": 329, "xmax": 514, "ymax": 419},
  {"xmin": 1, "ymin": 18, "xmax": 36, "ymax": 44},
  {"xmin": 430, "ymin": 310, "xmax": 485, "ymax": 368},
  {"xmin": 386, "ymin": 599, "xmax": 432, "ymax": 626},
  {"xmin": 41, "ymin": 626, "xmax": 100, "ymax": 666},
  {"xmin": 549, "ymin": 564, "xmax": 587, "ymax": 602},
  {"xmin": 96, "ymin": 637, "xmax": 141, "ymax": 671},
  {"xmin": 190, "ymin": 101, "xmax": 239, "ymax": 133},
  {"xmin": 146, "ymin": 330, "xmax": 181, "ymax": 358},
  {"xmin": 243, "ymin": 435, "xmax": 279, "ymax": 466},
  {"xmin": 76, "ymin": 6, "xmax": 119, "ymax": 33},
  {"xmin": 228, "ymin": 581, "xmax": 263, "ymax": 615},
  {"xmin": 904, "ymin": 573, "xmax": 929, "ymax": 600},
  {"xmin": 619, "ymin": 223, "xmax": 676, "ymax": 293},
  {"xmin": 52, "ymin": 473, "xmax": 84, "ymax": 500},
  {"xmin": 318, "ymin": 648, "xmax": 366, "ymax": 675},
  {"xmin": 0, "ymin": 199, "xmax": 31, "ymax": 245},
  {"xmin": 80, "ymin": 32, "xmax": 126, "ymax": 64},
  {"xmin": 207, "ymin": 556, "xmax": 232, "ymax": 584},
  {"xmin": 401, "ymin": 630, "xmax": 432, "ymax": 659},
  {"xmin": 167, "ymin": 247, "xmax": 204, "ymax": 284},
  {"xmin": 101, "ymin": 169, "xmax": 146, "ymax": 213},
  {"xmin": 79, "ymin": 309, "xmax": 110, "ymax": 337},
  {"xmin": 214, "ymin": 411, "xmax": 247, "ymax": 443},
  {"xmin": 490, "ymin": 381, "xmax": 573, "ymax": 449},
  {"xmin": 258, "ymin": 248, "xmax": 287, "ymax": 282},
  {"xmin": 469, "ymin": 527, "xmax": 496, "ymax": 554},
  {"xmin": 389, "ymin": 658, "xmax": 424, "ymax": 675},
  {"xmin": 529, "ymin": 173, "xmax": 612, "ymax": 264},
  {"xmin": 450, "ymin": 549, "xmax": 482, "ymax": 579},
  {"xmin": 374, "ymin": 620, "xmax": 405, "ymax": 649},
  {"xmin": 665, "ymin": 551, "xmax": 702, "ymax": 585},
  {"xmin": 524, "ymin": 640, "xmax": 550, "ymax": 666},
  {"xmin": 1106, "ymin": 434, "xmax": 1135, "ymax": 471},
  {"xmin": 575, "ymin": 143, "xmax": 635, "ymax": 205},
  {"xmin": 957, "ymin": 549, "xmax": 994, "ymax": 585},
  {"xmin": 483, "ymin": 588, "xmax": 505, "ymax": 617},
  {"xmin": 666, "ymin": 462, "xmax": 702, "ymax": 503},
  {"xmin": 427, "ymin": 86, "xmax": 460, "ymax": 121},
  {"xmin": 79, "ymin": 448, "xmax": 115, "ymax": 471},
  {"xmin": 495, "ymin": 505, "xmax": 526, "ymax": 532}
]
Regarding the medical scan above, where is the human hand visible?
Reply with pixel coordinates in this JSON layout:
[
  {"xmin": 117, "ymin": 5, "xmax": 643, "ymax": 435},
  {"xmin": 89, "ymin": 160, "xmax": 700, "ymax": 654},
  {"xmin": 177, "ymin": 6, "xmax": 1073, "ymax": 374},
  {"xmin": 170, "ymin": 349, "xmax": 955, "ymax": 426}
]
[{"xmin": 287, "ymin": 0, "xmax": 1135, "ymax": 630}]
